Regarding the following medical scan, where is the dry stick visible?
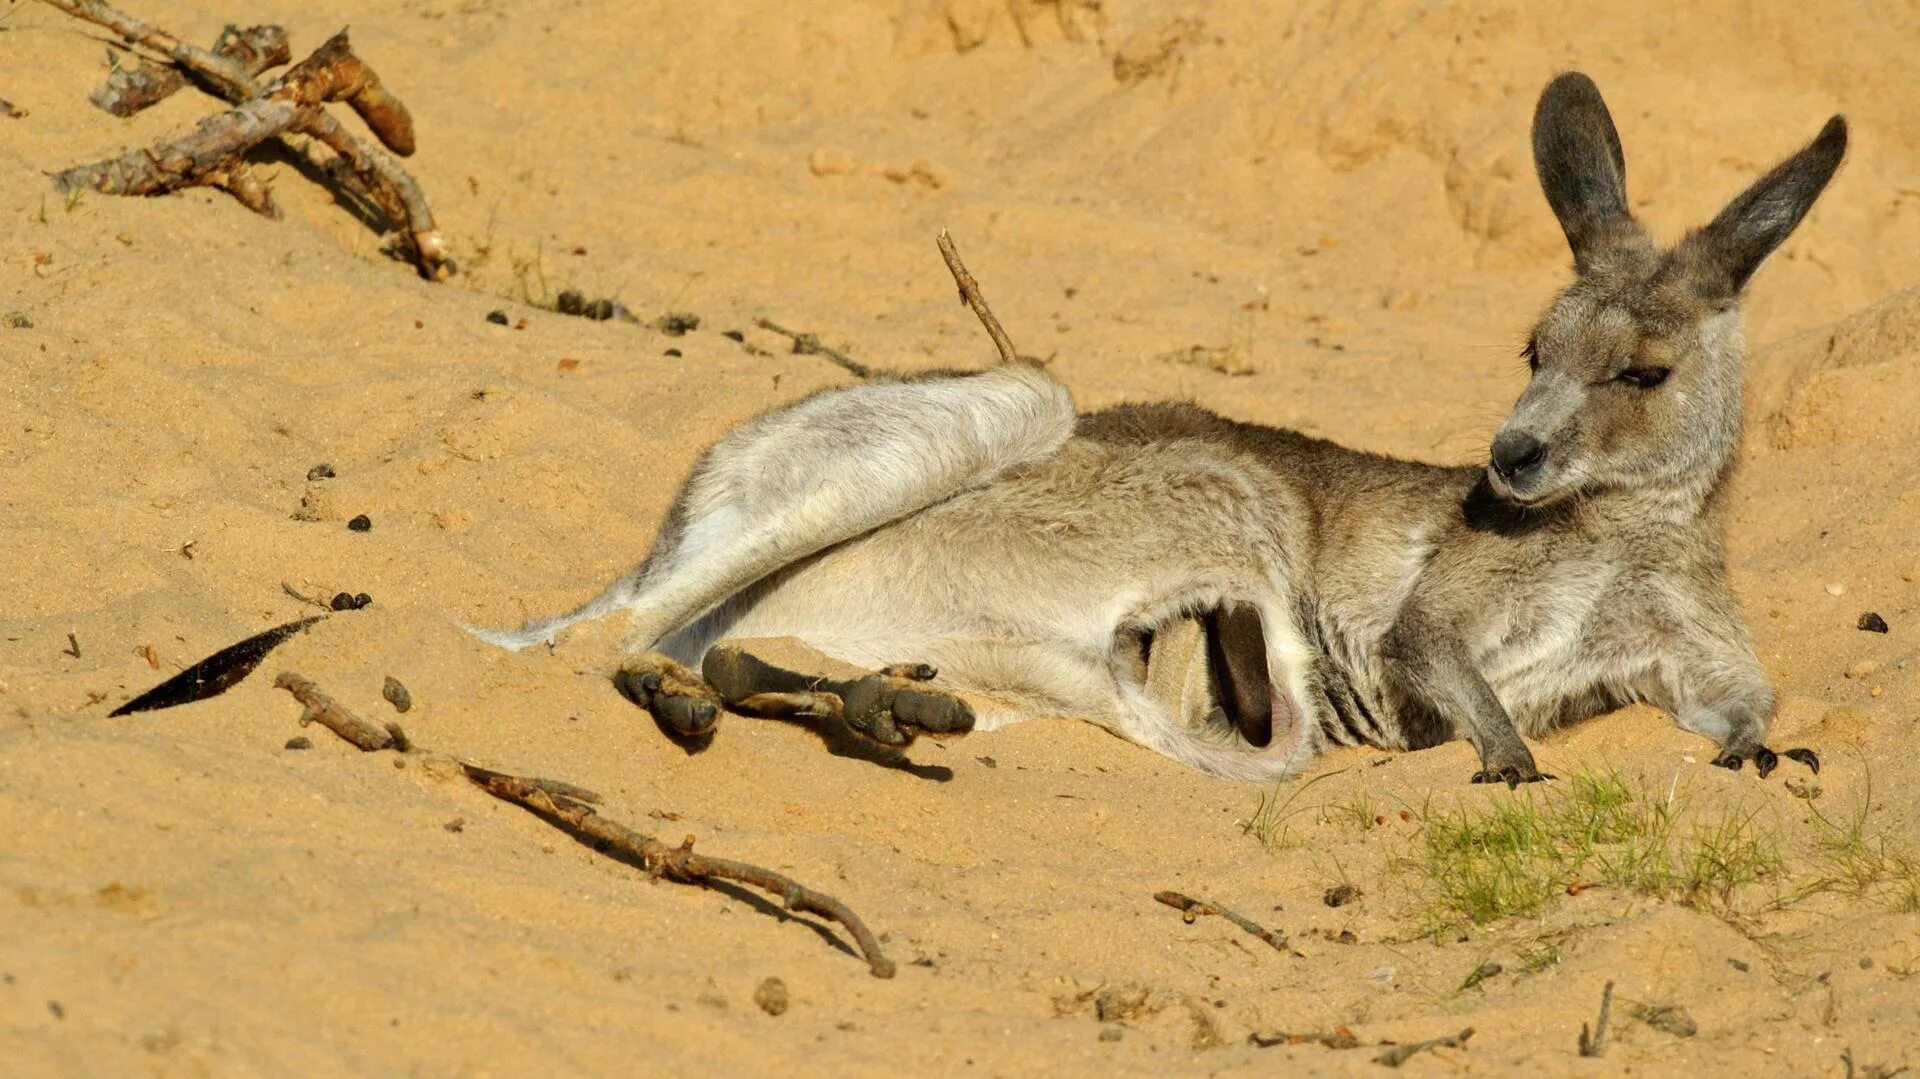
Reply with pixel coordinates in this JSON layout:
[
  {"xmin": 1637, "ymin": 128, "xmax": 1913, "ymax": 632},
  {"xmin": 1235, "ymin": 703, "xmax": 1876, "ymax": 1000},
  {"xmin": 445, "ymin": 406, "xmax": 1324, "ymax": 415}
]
[
  {"xmin": 935, "ymin": 229, "xmax": 1018, "ymax": 365},
  {"xmin": 270, "ymin": 672, "xmax": 896, "ymax": 978},
  {"xmin": 90, "ymin": 23, "xmax": 290, "ymax": 117},
  {"xmin": 1154, "ymin": 890, "xmax": 1300, "ymax": 956},
  {"xmin": 38, "ymin": 1, "xmax": 447, "ymax": 278},
  {"xmin": 753, "ymin": 318, "xmax": 872, "ymax": 378},
  {"xmin": 274, "ymin": 672, "xmax": 395, "ymax": 750},
  {"xmin": 1374, "ymin": 1028, "xmax": 1474, "ymax": 1068},
  {"xmin": 1578, "ymin": 980, "xmax": 1615, "ymax": 1057},
  {"xmin": 464, "ymin": 765, "xmax": 897, "ymax": 979}
]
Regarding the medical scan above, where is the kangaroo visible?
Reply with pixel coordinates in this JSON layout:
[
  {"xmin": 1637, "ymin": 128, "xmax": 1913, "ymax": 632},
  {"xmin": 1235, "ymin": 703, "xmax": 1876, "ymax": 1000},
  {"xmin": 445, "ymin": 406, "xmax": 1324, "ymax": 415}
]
[{"xmin": 474, "ymin": 73, "xmax": 1845, "ymax": 785}]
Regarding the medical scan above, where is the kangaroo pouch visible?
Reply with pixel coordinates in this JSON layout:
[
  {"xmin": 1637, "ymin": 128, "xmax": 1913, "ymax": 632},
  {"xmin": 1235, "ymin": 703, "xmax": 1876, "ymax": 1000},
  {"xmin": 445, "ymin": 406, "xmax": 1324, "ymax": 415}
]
[{"xmin": 1140, "ymin": 604, "xmax": 1301, "ymax": 749}]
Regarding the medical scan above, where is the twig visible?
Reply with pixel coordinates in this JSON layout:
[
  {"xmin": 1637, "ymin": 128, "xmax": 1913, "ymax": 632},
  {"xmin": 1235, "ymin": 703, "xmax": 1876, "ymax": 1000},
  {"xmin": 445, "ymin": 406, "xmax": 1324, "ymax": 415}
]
[
  {"xmin": 754, "ymin": 318, "xmax": 872, "ymax": 378},
  {"xmin": 1375, "ymin": 1028, "xmax": 1474, "ymax": 1068},
  {"xmin": 936, "ymin": 229, "xmax": 1018, "ymax": 365},
  {"xmin": 281, "ymin": 581, "xmax": 332, "ymax": 610},
  {"xmin": 272, "ymin": 670, "xmax": 395, "ymax": 750},
  {"xmin": 464, "ymin": 765, "xmax": 896, "ymax": 978},
  {"xmin": 1154, "ymin": 890, "xmax": 1300, "ymax": 956},
  {"xmin": 64, "ymin": 631, "xmax": 82, "ymax": 659},
  {"xmin": 90, "ymin": 23, "xmax": 290, "ymax": 117},
  {"xmin": 271, "ymin": 672, "xmax": 895, "ymax": 977},
  {"xmin": 1578, "ymin": 980, "xmax": 1615, "ymax": 1057}
]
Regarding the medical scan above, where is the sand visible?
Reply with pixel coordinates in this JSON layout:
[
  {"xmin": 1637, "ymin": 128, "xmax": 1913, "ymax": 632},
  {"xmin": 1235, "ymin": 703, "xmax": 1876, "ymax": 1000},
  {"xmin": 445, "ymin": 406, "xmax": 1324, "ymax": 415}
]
[{"xmin": 3, "ymin": 1, "xmax": 1918, "ymax": 1073}]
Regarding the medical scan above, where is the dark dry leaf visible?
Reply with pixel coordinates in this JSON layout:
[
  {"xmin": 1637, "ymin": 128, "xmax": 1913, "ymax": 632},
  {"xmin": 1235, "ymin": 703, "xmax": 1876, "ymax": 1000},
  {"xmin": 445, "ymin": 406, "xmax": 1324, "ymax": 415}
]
[{"xmin": 110, "ymin": 616, "xmax": 324, "ymax": 716}]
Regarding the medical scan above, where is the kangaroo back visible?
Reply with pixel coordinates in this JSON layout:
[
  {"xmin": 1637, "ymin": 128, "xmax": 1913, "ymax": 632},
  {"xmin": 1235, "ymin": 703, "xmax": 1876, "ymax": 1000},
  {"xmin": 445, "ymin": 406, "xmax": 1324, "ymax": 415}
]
[{"xmin": 471, "ymin": 363, "xmax": 1075, "ymax": 651}]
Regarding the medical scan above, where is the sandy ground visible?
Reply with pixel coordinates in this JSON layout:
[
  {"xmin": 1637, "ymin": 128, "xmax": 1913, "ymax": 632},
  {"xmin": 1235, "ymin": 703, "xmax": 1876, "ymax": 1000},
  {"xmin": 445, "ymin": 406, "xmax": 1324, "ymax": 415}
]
[{"xmin": 4, "ymin": 1, "xmax": 1919, "ymax": 1074}]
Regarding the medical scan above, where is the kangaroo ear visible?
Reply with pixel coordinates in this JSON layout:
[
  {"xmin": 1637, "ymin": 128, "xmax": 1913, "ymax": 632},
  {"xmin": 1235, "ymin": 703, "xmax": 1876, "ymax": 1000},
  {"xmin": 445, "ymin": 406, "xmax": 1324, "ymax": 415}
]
[
  {"xmin": 1533, "ymin": 72, "xmax": 1634, "ymax": 271},
  {"xmin": 1682, "ymin": 116, "xmax": 1847, "ymax": 299}
]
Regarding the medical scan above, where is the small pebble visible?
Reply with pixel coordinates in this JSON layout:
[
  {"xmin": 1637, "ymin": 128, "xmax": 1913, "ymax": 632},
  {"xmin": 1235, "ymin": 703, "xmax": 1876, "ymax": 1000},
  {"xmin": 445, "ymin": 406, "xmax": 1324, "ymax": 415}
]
[
  {"xmin": 1323, "ymin": 883, "xmax": 1363, "ymax": 908},
  {"xmin": 284, "ymin": 736, "xmax": 313, "ymax": 750},
  {"xmin": 443, "ymin": 818, "xmax": 465, "ymax": 833},
  {"xmin": 1098, "ymin": 1027, "xmax": 1123, "ymax": 1043},
  {"xmin": 354, "ymin": 592, "xmax": 372, "ymax": 609},
  {"xmin": 330, "ymin": 592, "xmax": 357, "ymax": 611},
  {"xmin": 1728, "ymin": 958, "xmax": 1750, "ymax": 973},
  {"xmin": 1825, "ymin": 582, "xmax": 1846, "ymax": 596},
  {"xmin": 556, "ymin": 290, "xmax": 586, "ymax": 316},
  {"xmin": 1846, "ymin": 659, "xmax": 1880, "ymax": 680},
  {"xmin": 753, "ymin": 977, "xmax": 789, "ymax": 1016},
  {"xmin": 663, "ymin": 348, "xmax": 682, "ymax": 357},
  {"xmin": 1858, "ymin": 611, "xmax": 1890, "ymax": 634},
  {"xmin": 584, "ymin": 298, "xmax": 616, "ymax": 321},
  {"xmin": 1860, "ymin": 956, "xmax": 1875, "ymax": 969},
  {"xmin": 656, "ymin": 312, "xmax": 701, "ymax": 336},
  {"xmin": 382, "ymin": 676, "xmax": 412, "ymax": 713},
  {"xmin": 306, "ymin": 463, "xmax": 335, "ymax": 481},
  {"xmin": 723, "ymin": 329, "xmax": 745, "ymax": 342},
  {"xmin": 485, "ymin": 310, "xmax": 509, "ymax": 325},
  {"xmin": 347, "ymin": 515, "xmax": 372, "ymax": 532}
]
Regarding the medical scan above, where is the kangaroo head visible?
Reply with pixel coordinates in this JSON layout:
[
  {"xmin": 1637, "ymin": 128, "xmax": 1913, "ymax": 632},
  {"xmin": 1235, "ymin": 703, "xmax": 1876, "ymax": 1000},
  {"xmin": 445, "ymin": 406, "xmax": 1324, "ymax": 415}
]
[{"xmin": 1486, "ymin": 72, "xmax": 1847, "ymax": 509}]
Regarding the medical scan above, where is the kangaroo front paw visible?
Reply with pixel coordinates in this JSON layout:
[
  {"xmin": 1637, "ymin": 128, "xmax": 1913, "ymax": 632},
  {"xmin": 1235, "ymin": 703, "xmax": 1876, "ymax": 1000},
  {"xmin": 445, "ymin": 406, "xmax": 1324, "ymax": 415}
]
[
  {"xmin": 1470, "ymin": 765, "xmax": 1555, "ymax": 789},
  {"xmin": 616, "ymin": 653, "xmax": 722, "ymax": 738},
  {"xmin": 1711, "ymin": 744, "xmax": 1819, "ymax": 778}
]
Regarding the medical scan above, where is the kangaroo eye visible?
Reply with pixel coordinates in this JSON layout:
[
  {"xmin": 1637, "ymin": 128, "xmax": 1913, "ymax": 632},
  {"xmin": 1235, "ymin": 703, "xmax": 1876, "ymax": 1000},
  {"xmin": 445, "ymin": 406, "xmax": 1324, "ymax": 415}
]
[
  {"xmin": 1522, "ymin": 337, "xmax": 1540, "ymax": 373},
  {"xmin": 1616, "ymin": 366, "xmax": 1671, "ymax": 389}
]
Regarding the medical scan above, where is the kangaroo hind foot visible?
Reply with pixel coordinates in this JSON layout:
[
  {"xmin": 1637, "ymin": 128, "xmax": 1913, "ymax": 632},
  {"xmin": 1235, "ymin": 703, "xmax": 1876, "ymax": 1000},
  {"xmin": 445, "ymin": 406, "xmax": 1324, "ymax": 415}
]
[{"xmin": 704, "ymin": 637, "xmax": 975, "ymax": 747}]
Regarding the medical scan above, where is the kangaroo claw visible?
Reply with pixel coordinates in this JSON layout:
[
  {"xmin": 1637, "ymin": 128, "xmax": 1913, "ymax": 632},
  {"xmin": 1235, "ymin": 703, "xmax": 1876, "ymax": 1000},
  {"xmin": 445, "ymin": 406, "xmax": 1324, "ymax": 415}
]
[
  {"xmin": 1470, "ymin": 766, "xmax": 1555, "ymax": 789},
  {"xmin": 1713, "ymin": 745, "xmax": 1819, "ymax": 778}
]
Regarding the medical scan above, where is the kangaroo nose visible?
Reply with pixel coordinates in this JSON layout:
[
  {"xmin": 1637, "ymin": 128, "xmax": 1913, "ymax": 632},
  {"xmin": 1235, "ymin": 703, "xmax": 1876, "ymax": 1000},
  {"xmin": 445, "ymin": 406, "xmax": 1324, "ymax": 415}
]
[{"xmin": 1490, "ymin": 431, "xmax": 1547, "ymax": 482}]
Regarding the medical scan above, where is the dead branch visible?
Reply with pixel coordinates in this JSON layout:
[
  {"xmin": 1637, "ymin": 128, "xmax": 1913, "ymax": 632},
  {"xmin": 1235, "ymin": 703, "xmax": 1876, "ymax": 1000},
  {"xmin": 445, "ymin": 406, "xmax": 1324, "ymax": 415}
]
[
  {"xmin": 1578, "ymin": 980, "xmax": 1615, "ymax": 1057},
  {"xmin": 754, "ymin": 318, "xmax": 873, "ymax": 378},
  {"xmin": 936, "ymin": 229, "xmax": 1019, "ymax": 365},
  {"xmin": 1154, "ymin": 890, "xmax": 1300, "ymax": 956},
  {"xmin": 272, "ymin": 670, "xmax": 395, "ymax": 750},
  {"xmin": 464, "ymin": 764, "xmax": 897, "ymax": 978},
  {"xmin": 270, "ymin": 671, "xmax": 895, "ymax": 977},
  {"xmin": 39, "ymin": 2, "xmax": 448, "ymax": 278},
  {"xmin": 91, "ymin": 24, "xmax": 289, "ymax": 117}
]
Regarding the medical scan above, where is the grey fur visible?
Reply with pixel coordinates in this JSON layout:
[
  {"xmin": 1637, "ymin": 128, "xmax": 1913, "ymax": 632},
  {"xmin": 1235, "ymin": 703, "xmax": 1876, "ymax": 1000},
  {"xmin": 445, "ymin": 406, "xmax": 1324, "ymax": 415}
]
[{"xmin": 475, "ymin": 73, "xmax": 1845, "ymax": 784}]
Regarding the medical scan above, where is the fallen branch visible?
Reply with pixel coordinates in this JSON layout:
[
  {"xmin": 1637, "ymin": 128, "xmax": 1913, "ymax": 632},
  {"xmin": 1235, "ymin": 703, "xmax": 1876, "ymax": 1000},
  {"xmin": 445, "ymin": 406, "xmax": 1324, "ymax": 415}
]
[
  {"xmin": 754, "ymin": 317, "xmax": 873, "ymax": 378},
  {"xmin": 38, "ymin": 1, "xmax": 448, "ymax": 278},
  {"xmin": 1154, "ymin": 890, "xmax": 1300, "ymax": 956},
  {"xmin": 271, "ymin": 672, "xmax": 896, "ymax": 978},
  {"xmin": 936, "ymin": 229, "xmax": 1019, "ymax": 365},
  {"xmin": 465, "ymin": 764, "xmax": 897, "ymax": 979}
]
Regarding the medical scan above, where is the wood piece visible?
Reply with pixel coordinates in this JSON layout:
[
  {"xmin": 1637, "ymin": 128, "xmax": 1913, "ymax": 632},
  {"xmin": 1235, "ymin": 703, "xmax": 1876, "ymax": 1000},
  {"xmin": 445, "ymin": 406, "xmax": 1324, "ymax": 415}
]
[
  {"xmin": 1154, "ymin": 890, "xmax": 1300, "ymax": 956},
  {"xmin": 272, "ymin": 670, "xmax": 394, "ymax": 750}
]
